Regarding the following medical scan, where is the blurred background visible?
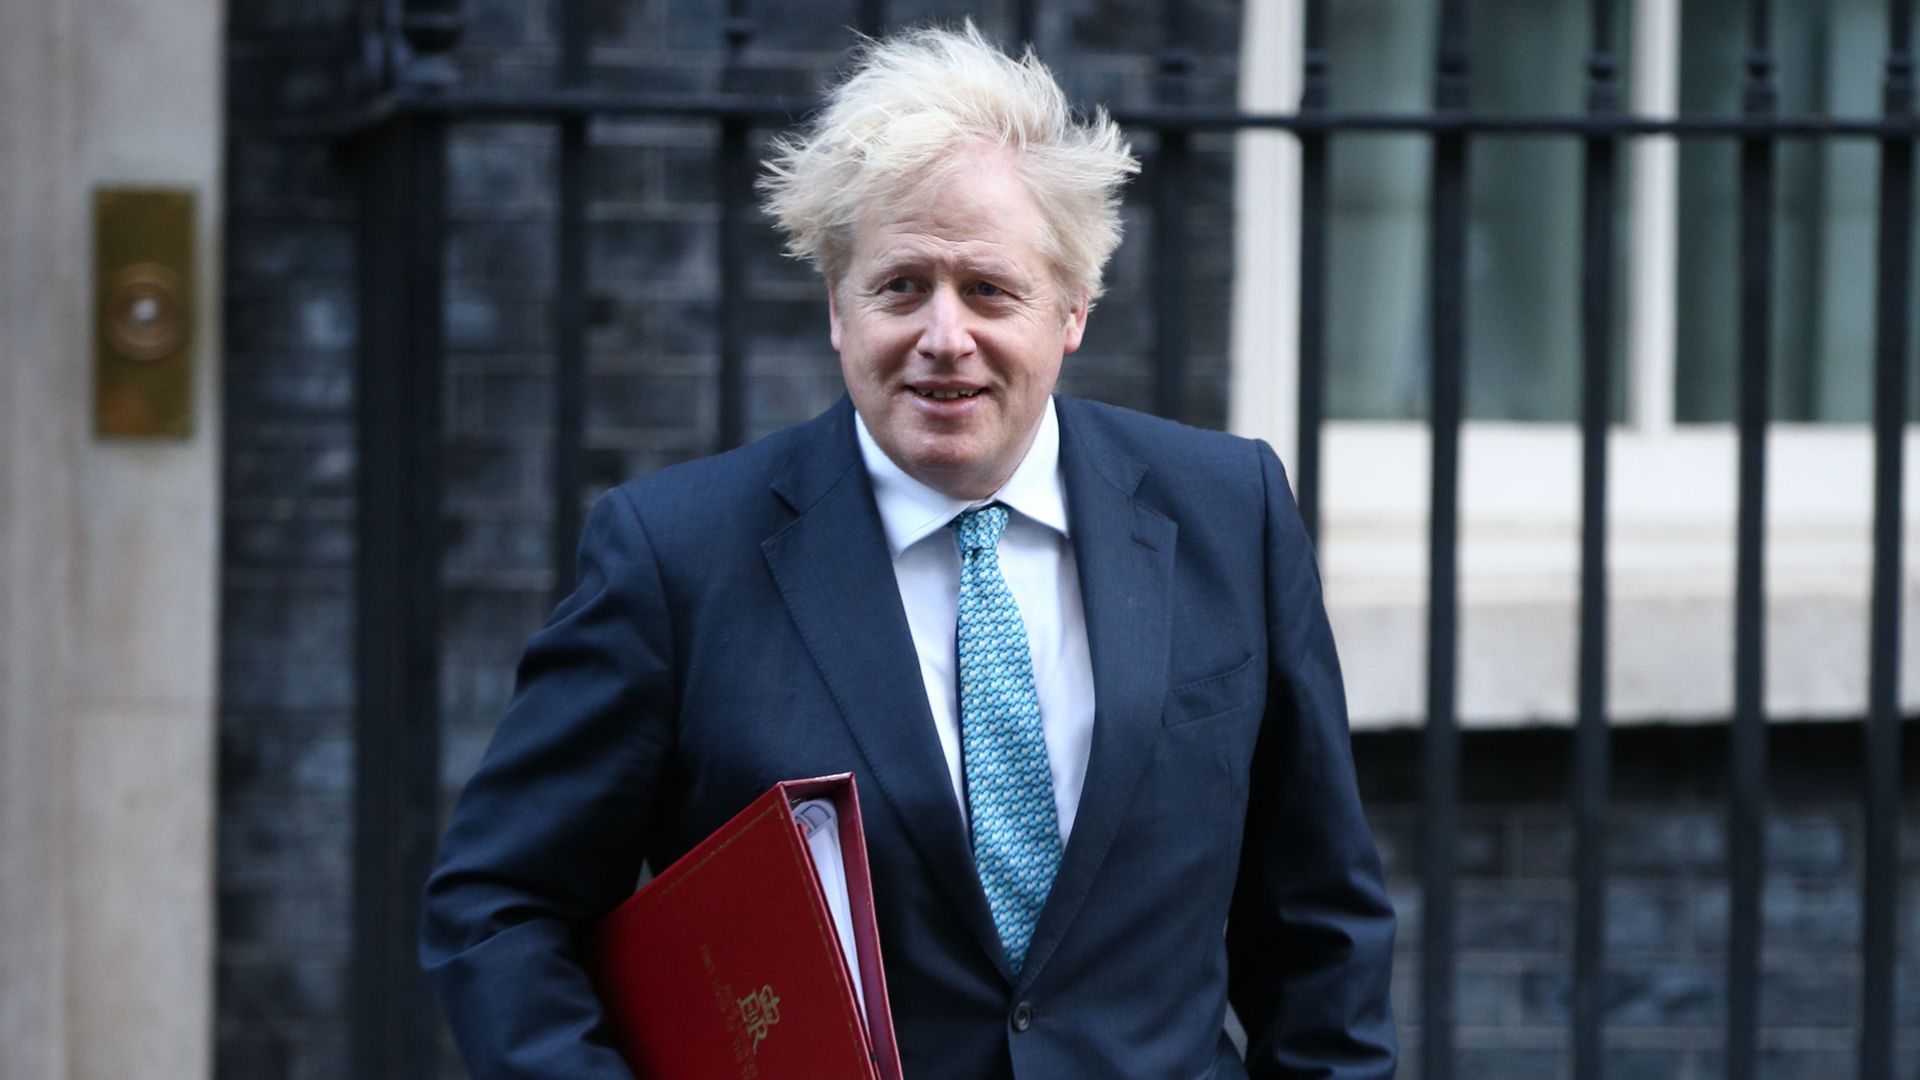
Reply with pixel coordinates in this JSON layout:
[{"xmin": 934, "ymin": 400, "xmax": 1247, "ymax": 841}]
[{"xmin": 3, "ymin": 0, "xmax": 1919, "ymax": 1078}]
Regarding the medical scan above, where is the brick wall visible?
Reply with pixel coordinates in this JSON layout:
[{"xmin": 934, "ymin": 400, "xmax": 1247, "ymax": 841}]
[
  {"xmin": 1355, "ymin": 724, "xmax": 1920, "ymax": 1080},
  {"xmin": 220, "ymin": 2, "xmax": 360, "ymax": 1075}
]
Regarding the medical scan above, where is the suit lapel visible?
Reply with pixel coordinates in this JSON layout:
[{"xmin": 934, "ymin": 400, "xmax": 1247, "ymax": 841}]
[
  {"xmin": 1018, "ymin": 399, "xmax": 1177, "ymax": 990},
  {"xmin": 760, "ymin": 400, "xmax": 1010, "ymax": 978}
]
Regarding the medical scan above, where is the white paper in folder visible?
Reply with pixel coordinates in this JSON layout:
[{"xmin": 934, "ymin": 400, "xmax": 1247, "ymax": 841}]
[{"xmin": 792, "ymin": 798, "xmax": 868, "ymax": 1019}]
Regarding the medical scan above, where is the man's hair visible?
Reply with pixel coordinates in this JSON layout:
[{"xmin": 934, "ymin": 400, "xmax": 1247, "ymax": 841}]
[{"xmin": 758, "ymin": 21, "xmax": 1139, "ymax": 303}]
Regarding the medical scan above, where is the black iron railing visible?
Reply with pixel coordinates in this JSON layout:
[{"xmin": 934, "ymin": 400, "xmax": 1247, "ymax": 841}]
[
  {"xmin": 332, "ymin": 2, "xmax": 1911, "ymax": 1078},
  {"xmin": 1572, "ymin": 6, "xmax": 1620, "ymax": 1080}
]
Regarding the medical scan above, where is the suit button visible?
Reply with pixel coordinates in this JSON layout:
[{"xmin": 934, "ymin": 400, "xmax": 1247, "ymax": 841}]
[{"xmin": 1011, "ymin": 1002, "xmax": 1034, "ymax": 1032}]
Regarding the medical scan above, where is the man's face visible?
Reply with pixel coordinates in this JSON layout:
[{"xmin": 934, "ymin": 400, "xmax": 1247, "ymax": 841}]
[{"xmin": 831, "ymin": 147, "xmax": 1088, "ymax": 501}]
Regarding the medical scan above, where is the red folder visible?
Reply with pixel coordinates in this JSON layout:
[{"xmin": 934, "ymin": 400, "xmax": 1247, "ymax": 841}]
[{"xmin": 586, "ymin": 775, "xmax": 904, "ymax": 1080}]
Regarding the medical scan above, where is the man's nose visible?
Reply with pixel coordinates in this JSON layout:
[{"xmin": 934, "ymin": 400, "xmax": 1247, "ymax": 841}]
[{"xmin": 917, "ymin": 286, "xmax": 974, "ymax": 361}]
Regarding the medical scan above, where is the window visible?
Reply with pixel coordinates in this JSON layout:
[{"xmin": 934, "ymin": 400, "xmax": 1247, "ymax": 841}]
[{"xmin": 1233, "ymin": 0, "xmax": 1920, "ymax": 729}]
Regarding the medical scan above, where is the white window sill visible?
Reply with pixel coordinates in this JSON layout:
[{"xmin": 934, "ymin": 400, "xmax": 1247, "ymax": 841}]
[{"xmin": 1316, "ymin": 422, "xmax": 1920, "ymax": 728}]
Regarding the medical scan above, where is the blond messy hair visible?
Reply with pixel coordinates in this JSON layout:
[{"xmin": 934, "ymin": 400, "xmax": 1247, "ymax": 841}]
[{"xmin": 758, "ymin": 21, "xmax": 1139, "ymax": 303}]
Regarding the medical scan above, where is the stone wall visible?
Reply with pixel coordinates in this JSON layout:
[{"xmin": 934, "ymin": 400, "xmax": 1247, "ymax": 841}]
[{"xmin": 4, "ymin": 0, "xmax": 223, "ymax": 1077}]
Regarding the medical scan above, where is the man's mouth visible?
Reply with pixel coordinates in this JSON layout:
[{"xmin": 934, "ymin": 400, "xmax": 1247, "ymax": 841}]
[{"xmin": 912, "ymin": 386, "xmax": 986, "ymax": 401}]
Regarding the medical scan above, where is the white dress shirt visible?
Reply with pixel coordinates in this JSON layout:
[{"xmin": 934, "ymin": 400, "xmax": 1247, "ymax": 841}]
[{"xmin": 855, "ymin": 398, "xmax": 1097, "ymax": 843}]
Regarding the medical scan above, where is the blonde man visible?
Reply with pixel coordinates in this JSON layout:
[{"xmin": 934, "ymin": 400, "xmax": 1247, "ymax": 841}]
[{"xmin": 424, "ymin": 23, "xmax": 1395, "ymax": 1079}]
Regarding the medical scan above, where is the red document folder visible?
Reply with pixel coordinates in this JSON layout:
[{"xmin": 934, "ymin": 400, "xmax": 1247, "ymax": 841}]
[{"xmin": 585, "ymin": 775, "xmax": 904, "ymax": 1080}]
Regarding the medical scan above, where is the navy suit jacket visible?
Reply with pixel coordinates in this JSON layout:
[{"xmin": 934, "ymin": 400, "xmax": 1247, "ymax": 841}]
[{"xmin": 421, "ymin": 395, "xmax": 1396, "ymax": 1079}]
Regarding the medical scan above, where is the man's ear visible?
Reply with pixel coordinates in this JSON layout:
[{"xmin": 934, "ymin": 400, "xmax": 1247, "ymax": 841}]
[
  {"xmin": 1061, "ymin": 291, "xmax": 1090, "ymax": 355},
  {"xmin": 828, "ymin": 282, "xmax": 843, "ymax": 352}
]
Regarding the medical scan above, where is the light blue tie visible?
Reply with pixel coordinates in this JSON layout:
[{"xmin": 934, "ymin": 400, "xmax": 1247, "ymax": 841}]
[{"xmin": 953, "ymin": 503, "xmax": 1062, "ymax": 977}]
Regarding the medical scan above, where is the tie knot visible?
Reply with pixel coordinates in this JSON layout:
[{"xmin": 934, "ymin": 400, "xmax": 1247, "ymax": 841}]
[{"xmin": 953, "ymin": 503, "xmax": 1010, "ymax": 555}]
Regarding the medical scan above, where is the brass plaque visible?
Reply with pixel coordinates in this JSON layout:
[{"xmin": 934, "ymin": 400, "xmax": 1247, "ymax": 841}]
[{"xmin": 95, "ymin": 188, "xmax": 195, "ymax": 438}]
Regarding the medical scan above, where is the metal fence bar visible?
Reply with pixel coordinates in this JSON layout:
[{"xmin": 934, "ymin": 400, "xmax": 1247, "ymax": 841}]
[
  {"xmin": 1423, "ymin": 1, "xmax": 1470, "ymax": 1077},
  {"xmin": 551, "ymin": 0, "xmax": 590, "ymax": 604},
  {"xmin": 1572, "ymin": 3, "xmax": 1619, "ymax": 1078},
  {"xmin": 347, "ymin": 87, "xmax": 1920, "ymax": 139},
  {"xmin": 1151, "ymin": 0, "xmax": 1193, "ymax": 423},
  {"xmin": 1294, "ymin": 0, "xmax": 1329, "ymax": 544},
  {"xmin": 1862, "ymin": 4, "xmax": 1913, "ymax": 1078},
  {"xmin": 716, "ymin": 6, "xmax": 753, "ymax": 451},
  {"xmin": 1728, "ymin": 3, "xmax": 1778, "ymax": 1076},
  {"xmin": 350, "ymin": 112, "xmax": 448, "ymax": 1080},
  {"xmin": 1014, "ymin": 0, "xmax": 1038, "ymax": 48}
]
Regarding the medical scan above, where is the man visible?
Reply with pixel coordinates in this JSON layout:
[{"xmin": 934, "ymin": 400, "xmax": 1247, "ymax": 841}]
[{"xmin": 422, "ymin": 23, "xmax": 1395, "ymax": 1079}]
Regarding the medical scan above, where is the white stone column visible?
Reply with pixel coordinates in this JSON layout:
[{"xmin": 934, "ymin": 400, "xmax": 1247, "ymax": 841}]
[
  {"xmin": 1, "ymin": 2, "xmax": 78, "ymax": 1077},
  {"xmin": 0, "ymin": 0, "xmax": 222, "ymax": 1074}
]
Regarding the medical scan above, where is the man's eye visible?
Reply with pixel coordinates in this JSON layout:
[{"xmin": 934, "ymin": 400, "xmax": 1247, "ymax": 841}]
[
  {"xmin": 883, "ymin": 277, "xmax": 917, "ymax": 293},
  {"xmin": 974, "ymin": 282, "xmax": 1005, "ymax": 298}
]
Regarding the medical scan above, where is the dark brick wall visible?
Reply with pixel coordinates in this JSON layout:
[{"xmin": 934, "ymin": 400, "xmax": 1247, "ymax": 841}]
[
  {"xmin": 1354, "ymin": 724, "xmax": 1920, "ymax": 1080},
  {"xmin": 220, "ymin": 2, "xmax": 360, "ymax": 1075}
]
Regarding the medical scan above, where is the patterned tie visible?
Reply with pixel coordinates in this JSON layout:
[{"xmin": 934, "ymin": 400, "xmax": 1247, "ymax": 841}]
[{"xmin": 952, "ymin": 503, "xmax": 1062, "ymax": 977}]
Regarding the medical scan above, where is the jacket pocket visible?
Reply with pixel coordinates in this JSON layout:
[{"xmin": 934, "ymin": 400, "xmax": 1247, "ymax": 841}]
[{"xmin": 1163, "ymin": 651, "xmax": 1261, "ymax": 727}]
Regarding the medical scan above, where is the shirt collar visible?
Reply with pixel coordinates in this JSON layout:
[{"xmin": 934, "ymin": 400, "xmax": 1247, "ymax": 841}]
[{"xmin": 856, "ymin": 397, "xmax": 1071, "ymax": 559}]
